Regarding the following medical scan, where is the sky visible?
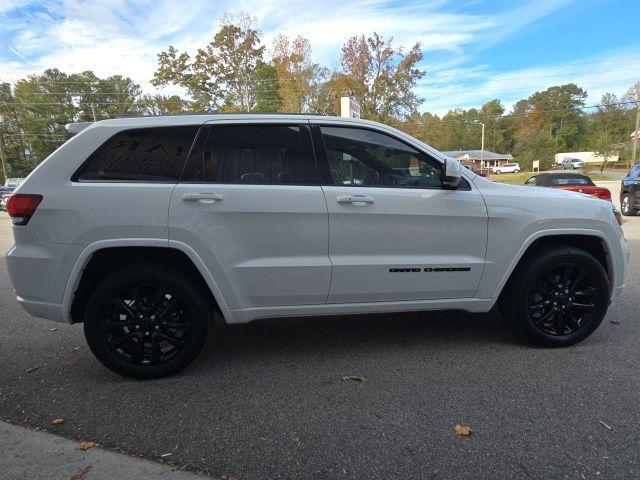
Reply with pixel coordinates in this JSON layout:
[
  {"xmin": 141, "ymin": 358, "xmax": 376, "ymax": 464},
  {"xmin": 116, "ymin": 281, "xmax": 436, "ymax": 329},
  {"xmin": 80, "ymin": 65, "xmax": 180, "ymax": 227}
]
[{"xmin": 0, "ymin": 0, "xmax": 639, "ymax": 115}]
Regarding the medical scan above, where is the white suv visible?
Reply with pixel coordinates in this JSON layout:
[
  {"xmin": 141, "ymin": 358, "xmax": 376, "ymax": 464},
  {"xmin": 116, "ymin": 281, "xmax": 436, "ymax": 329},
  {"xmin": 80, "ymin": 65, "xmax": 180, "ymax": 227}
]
[
  {"xmin": 6, "ymin": 115, "xmax": 629, "ymax": 378},
  {"xmin": 491, "ymin": 163, "xmax": 520, "ymax": 174}
]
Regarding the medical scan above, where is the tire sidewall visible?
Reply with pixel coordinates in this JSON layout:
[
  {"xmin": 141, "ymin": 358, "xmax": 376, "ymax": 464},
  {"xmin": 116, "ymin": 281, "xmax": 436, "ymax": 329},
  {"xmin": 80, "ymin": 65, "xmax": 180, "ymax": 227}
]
[
  {"xmin": 508, "ymin": 250, "xmax": 609, "ymax": 347},
  {"xmin": 83, "ymin": 266, "xmax": 210, "ymax": 379}
]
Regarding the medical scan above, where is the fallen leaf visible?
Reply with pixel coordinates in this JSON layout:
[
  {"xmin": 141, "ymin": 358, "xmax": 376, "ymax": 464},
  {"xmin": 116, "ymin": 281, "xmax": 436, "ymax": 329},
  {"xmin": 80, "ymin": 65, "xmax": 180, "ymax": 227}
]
[
  {"xmin": 69, "ymin": 465, "xmax": 91, "ymax": 480},
  {"xmin": 610, "ymin": 320, "xmax": 620, "ymax": 325},
  {"xmin": 72, "ymin": 347, "xmax": 82, "ymax": 352},
  {"xmin": 454, "ymin": 424, "xmax": 472, "ymax": 436},
  {"xmin": 599, "ymin": 420, "xmax": 612, "ymax": 430},
  {"xmin": 76, "ymin": 441, "xmax": 95, "ymax": 451},
  {"xmin": 51, "ymin": 418, "xmax": 64, "ymax": 425},
  {"xmin": 342, "ymin": 375, "xmax": 366, "ymax": 382},
  {"xmin": 49, "ymin": 327, "xmax": 58, "ymax": 331},
  {"xmin": 160, "ymin": 453, "xmax": 172, "ymax": 458},
  {"xmin": 26, "ymin": 366, "xmax": 39, "ymax": 374}
]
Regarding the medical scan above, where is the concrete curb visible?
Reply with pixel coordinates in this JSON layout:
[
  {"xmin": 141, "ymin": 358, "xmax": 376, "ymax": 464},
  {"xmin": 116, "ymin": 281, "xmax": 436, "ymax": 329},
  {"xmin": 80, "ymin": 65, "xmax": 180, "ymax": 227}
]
[{"xmin": 0, "ymin": 421, "xmax": 214, "ymax": 480}]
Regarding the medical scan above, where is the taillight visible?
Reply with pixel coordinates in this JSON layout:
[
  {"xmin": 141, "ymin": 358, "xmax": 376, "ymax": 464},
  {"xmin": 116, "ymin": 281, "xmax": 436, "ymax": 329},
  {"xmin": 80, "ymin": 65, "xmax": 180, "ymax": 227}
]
[
  {"xmin": 6, "ymin": 194, "xmax": 43, "ymax": 226},
  {"xmin": 595, "ymin": 188, "xmax": 612, "ymax": 201}
]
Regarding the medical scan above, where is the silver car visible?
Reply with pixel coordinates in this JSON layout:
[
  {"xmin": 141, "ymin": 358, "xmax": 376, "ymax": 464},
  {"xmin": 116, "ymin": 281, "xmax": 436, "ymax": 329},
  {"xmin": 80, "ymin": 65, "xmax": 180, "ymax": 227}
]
[{"xmin": 561, "ymin": 158, "xmax": 585, "ymax": 170}]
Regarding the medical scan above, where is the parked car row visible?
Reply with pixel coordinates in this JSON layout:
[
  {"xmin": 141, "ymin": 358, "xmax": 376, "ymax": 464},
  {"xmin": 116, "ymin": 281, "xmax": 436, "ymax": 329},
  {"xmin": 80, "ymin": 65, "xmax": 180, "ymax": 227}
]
[{"xmin": 0, "ymin": 178, "xmax": 25, "ymax": 212}]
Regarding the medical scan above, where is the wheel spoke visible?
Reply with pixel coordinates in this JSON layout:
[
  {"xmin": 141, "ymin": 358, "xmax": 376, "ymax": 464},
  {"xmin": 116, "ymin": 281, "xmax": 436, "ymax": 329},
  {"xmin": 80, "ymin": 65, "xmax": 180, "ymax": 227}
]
[
  {"xmin": 534, "ymin": 309, "xmax": 556, "ymax": 326},
  {"xmin": 157, "ymin": 298, "xmax": 178, "ymax": 320},
  {"xmin": 150, "ymin": 337, "xmax": 161, "ymax": 363},
  {"xmin": 157, "ymin": 331, "xmax": 186, "ymax": 347},
  {"xmin": 107, "ymin": 331, "xmax": 137, "ymax": 347},
  {"xmin": 566, "ymin": 311, "xmax": 581, "ymax": 331},
  {"xmin": 574, "ymin": 286, "xmax": 596, "ymax": 298},
  {"xmin": 572, "ymin": 302, "xmax": 595, "ymax": 310},
  {"xmin": 570, "ymin": 270, "xmax": 586, "ymax": 291},
  {"xmin": 112, "ymin": 298, "xmax": 137, "ymax": 319}
]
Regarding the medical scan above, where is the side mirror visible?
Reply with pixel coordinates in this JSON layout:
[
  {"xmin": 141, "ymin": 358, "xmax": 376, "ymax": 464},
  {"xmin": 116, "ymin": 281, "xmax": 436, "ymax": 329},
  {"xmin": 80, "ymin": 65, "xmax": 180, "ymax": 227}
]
[{"xmin": 443, "ymin": 157, "xmax": 462, "ymax": 188}]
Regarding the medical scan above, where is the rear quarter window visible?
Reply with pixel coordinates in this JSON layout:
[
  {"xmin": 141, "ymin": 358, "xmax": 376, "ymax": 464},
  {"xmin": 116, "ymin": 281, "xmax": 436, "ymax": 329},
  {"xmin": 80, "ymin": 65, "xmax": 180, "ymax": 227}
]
[{"xmin": 73, "ymin": 126, "xmax": 199, "ymax": 182}]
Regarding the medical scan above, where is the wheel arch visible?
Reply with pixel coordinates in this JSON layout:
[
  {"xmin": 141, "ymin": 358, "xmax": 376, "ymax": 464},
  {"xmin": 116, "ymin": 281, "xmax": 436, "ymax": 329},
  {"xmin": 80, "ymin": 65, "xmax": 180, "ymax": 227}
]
[
  {"xmin": 64, "ymin": 240, "xmax": 230, "ymax": 324},
  {"xmin": 494, "ymin": 231, "xmax": 613, "ymax": 301}
]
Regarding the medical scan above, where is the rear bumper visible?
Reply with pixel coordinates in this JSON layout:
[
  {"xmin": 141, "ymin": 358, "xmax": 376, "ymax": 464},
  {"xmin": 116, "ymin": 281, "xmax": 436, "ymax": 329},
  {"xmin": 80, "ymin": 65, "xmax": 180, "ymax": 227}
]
[
  {"xmin": 6, "ymin": 241, "xmax": 82, "ymax": 323},
  {"xmin": 16, "ymin": 296, "xmax": 70, "ymax": 323}
]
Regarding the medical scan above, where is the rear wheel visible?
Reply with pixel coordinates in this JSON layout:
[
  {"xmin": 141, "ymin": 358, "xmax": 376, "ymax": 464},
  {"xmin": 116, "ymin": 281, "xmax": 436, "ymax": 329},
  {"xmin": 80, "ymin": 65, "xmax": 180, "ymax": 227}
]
[
  {"xmin": 621, "ymin": 194, "xmax": 637, "ymax": 216},
  {"xmin": 513, "ymin": 169, "xmax": 520, "ymax": 173},
  {"xmin": 83, "ymin": 264, "xmax": 211, "ymax": 379},
  {"xmin": 495, "ymin": 170, "xmax": 501, "ymax": 174},
  {"xmin": 500, "ymin": 245, "xmax": 609, "ymax": 347}
]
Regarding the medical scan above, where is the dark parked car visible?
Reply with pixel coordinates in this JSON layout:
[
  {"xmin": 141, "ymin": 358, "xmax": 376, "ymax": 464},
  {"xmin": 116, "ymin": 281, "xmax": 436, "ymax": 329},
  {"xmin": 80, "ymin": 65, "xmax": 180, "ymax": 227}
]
[
  {"xmin": 525, "ymin": 172, "xmax": 611, "ymax": 201},
  {"xmin": 620, "ymin": 164, "xmax": 640, "ymax": 216}
]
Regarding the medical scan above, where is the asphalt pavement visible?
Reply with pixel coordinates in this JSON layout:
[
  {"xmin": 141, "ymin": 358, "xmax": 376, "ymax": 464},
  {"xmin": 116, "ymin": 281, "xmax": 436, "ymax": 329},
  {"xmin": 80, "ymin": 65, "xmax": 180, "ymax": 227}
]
[{"xmin": 1, "ymin": 184, "xmax": 639, "ymax": 480}]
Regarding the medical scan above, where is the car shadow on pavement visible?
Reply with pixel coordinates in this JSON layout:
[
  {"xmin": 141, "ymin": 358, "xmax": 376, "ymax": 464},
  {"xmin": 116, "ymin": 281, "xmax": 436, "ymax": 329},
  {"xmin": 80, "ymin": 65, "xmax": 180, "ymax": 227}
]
[{"xmin": 194, "ymin": 309, "xmax": 516, "ymax": 368}]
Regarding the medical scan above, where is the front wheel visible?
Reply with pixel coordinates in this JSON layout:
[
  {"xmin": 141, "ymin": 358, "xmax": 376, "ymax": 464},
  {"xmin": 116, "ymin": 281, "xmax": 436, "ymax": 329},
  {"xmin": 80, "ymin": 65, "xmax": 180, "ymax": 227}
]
[
  {"xmin": 500, "ymin": 245, "xmax": 609, "ymax": 347},
  {"xmin": 621, "ymin": 194, "xmax": 637, "ymax": 216},
  {"xmin": 83, "ymin": 264, "xmax": 211, "ymax": 379},
  {"xmin": 495, "ymin": 170, "xmax": 501, "ymax": 174}
]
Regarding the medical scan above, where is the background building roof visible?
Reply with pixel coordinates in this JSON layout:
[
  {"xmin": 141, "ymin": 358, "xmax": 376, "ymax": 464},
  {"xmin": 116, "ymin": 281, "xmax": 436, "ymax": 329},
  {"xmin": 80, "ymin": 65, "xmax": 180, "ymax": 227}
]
[{"xmin": 441, "ymin": 150, "xmax": 513, "ymax": 161}]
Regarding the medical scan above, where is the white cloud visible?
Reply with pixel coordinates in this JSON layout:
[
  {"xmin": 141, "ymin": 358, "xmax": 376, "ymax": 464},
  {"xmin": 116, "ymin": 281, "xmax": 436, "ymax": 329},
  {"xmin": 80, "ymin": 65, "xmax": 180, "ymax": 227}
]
[
  {"xmin": 5, "ymin": 0, "xmax": 626, "ymax": 116},
  {"xmin": 419, "ymin": 47, "xmax": 640, "ymax": 115}
]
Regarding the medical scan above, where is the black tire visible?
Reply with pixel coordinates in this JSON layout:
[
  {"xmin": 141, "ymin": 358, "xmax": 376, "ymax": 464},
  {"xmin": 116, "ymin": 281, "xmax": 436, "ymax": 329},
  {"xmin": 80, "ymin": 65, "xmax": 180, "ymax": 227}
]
[
  {"xmin": 513, "ymin": 169, "xmax": 520, "ymax": 173},
  {"xmin": 495, "ymin": 170, "xmax": 501, "ymax": 174},
  {"xmin": 621, "ymin": 194, "xmax": 637, "ymax": 216},
  {"xmin": 500, "ymin": 245, "xmax": 609, "ymax": 347},
  {"xmin": 83, "ymin": 263, "xmax": 211, "ymax": 379}
]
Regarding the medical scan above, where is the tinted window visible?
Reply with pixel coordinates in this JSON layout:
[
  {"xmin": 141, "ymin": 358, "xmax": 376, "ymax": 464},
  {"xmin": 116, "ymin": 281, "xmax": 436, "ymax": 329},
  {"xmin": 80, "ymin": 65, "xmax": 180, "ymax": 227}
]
[
  {"xmin": 181, "ymin": 125, "xmax": 317, "ymax": 184},
  {"xmin": 629, "ymin": 165, "xmax": 640, "ymax": 178},
  {"xmin": 525, "ymin": 176, "xmax": 537, "ymax": 185},
  {"xmin": 551, "ymin": 177, "xmax": 592, "ymax": 186},
  {"xmin": 320, "ymin": 126, "xmax": 443, "ymax": 188},
  {"xmin": 75, "ymin": 127, "xmax": 198, "ymax": 182}
]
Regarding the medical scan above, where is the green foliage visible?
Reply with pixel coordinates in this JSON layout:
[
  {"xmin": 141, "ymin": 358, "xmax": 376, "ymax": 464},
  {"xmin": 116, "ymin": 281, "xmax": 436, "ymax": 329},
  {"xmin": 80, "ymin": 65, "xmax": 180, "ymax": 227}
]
[{"xmin": 1, "ymin": 10, "xmax": 638, "ymax": 180}]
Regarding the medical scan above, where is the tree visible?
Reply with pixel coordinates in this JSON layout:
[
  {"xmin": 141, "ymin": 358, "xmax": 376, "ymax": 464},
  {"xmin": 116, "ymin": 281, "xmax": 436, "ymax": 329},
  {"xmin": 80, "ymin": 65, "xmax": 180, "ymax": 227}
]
[
  {"xmin": 137, "ymin": 94, "xmax": 188, "ymax": 116},
  {"xmin": 591, "ymin": 93, "xmax": 627, "ymax": 172},
  {"xmin": 152, "ymin": 12, "xmax": 265, "ymax": 111},
  {"xmin": 253, "ymin": 61, "xmax": 282, "ymax": 112},
  {"xmin": 527, "ymin": 84, "xmax": 587, "ymax": 150},
  {"xmin": 331, "ymin": 33, "xmax": 425, "ymax": 121},
  {"xmin": 480, "ymin": 99, "xmax": 505, "ymax": 151}
]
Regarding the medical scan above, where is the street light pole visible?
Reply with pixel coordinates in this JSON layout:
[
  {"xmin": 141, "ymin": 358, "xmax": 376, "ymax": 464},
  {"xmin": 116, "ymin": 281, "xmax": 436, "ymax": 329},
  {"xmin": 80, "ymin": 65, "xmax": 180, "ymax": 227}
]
[{"xmin": 0, "ymin": 134, "xmax": 8, "ymax": 184}]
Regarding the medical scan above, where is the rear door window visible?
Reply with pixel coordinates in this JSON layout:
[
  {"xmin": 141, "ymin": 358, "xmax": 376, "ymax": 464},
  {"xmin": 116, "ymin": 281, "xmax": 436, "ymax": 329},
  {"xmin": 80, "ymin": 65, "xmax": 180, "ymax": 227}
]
[
  {"xmin": 181, "ymin": 124, "xmax": 318, "ymax": 184},
  {"xmin": 74, "ymin": 126, "xmax": 199, "ymax": 182}
]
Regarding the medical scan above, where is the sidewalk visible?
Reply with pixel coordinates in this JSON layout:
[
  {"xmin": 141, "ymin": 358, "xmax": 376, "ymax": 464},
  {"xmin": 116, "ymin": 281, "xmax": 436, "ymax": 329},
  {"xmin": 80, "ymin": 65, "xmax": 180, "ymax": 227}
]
[{"xmin": 0, "ymin": 421, "xmax": 213, "ymax": 480}]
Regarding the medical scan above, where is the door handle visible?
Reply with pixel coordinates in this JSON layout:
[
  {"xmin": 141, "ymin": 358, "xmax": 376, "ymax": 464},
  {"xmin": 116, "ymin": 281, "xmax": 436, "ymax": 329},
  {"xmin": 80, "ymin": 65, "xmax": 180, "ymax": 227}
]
[
  {"xmin": 336, "ymin": 195, "xmax": 375, "ymax": 204},
  {"xmin": 182, "ymin": 193, "xmax": 223, "ymax": 203}
]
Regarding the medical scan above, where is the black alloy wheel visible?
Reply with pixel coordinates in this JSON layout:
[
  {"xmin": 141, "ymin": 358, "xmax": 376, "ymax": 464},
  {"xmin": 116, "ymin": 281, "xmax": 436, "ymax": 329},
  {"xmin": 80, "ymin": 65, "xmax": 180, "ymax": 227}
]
[
  {"xmin": 527, "ymin": 263, "xmax": 600, "ymax": 337},
  {"xmin": 501, "ymin": 245, "xmax": 609, "ymax": 347},
  {"xmin": 84, "ymin": 264, "xmax": 211, "ymax": 379},
  {"xmin": 103, "ymin": 284, "xmax": 189, "ymax": 366}
]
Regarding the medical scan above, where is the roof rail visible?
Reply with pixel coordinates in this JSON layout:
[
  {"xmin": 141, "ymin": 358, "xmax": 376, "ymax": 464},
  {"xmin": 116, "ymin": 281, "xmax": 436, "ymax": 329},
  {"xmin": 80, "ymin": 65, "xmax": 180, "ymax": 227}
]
[{"xmin": 65, "ymin": 122, "xmax": 93, "ymax": 134}]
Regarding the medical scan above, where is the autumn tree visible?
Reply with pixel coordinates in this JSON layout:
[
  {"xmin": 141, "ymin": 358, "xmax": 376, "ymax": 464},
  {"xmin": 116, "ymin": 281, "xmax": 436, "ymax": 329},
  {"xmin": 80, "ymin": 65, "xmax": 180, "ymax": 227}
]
[
  {"xmin": 152, "ymin": 12, "xmax": 265, "ymax": 111},
  {"xmin": 137, "ymin": 94, "xmax": 188, "ymax": 116},
  {"xmin": 331, "ymin": 33, "xmax": 425, "ymax": 121},
  {"xmin": 269, "ymin": 34, "xmax": 333, "ymax": 113}
]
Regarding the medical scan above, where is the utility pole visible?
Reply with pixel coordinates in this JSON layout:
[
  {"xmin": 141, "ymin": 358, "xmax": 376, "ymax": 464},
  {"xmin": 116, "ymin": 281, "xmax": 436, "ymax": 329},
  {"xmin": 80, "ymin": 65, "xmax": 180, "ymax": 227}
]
[
  {"xmin": 90, "ymin": 102, "xmax": 97, "ymax": 122},
  {"xmin": 632, "ymin": 93, "xmax": 639, "ymax": 168},
  {"xmin": 479, "ymin": 122, "xmax": 485, "ymax": 170},
  {"xmin": 0, "ymin": 134, "xmax": 8, "ymax": 184}
]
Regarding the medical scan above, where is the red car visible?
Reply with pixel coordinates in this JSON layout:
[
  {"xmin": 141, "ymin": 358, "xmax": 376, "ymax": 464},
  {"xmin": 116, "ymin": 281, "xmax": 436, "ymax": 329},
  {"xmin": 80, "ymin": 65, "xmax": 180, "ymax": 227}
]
[{"xmin": 525, "ymin": 172, "xmax": 611, "ymax": 201}]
